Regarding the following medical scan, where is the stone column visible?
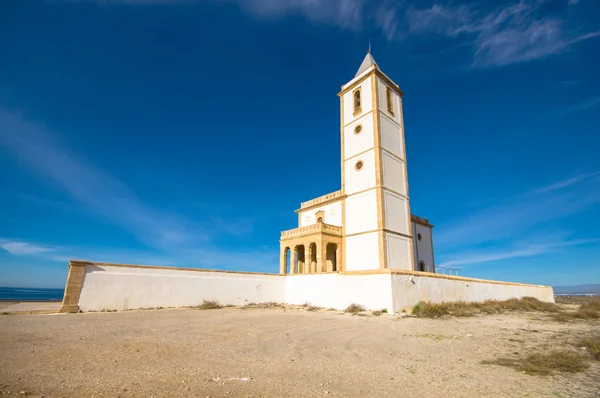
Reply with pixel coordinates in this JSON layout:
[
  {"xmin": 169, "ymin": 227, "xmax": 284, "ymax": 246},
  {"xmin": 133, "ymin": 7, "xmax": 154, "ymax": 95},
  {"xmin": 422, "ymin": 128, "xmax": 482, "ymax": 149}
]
[
  {"xmin": 305, "ymin": 244, "xmax": 312, "ymax": 274},
  {"xmin": 335, "ymin": 244, "xmax": 341, "ymax": 273},
  {"xmin": 290, "ymin": 246, "xmax": 297, "ymax": 275},
  {"xmin": 316, "ymin": 239, "xmax": 323, "ymax": 273},
  {"xmin": 279, "ymin": 245, "xmax": 287, "ymax": 275}
]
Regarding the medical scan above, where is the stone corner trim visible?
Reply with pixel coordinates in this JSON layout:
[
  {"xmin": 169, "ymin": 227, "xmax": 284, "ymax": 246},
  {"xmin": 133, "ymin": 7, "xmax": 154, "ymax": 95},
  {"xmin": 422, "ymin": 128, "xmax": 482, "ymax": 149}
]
[{"xmin": 59, "ymin": 260, "xmax": 89, "ymax": 313}]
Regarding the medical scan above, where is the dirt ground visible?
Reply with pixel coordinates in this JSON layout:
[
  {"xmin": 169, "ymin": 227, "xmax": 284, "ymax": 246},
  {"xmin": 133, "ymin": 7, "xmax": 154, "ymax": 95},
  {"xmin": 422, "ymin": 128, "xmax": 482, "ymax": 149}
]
[{"xmin": 0, "ymin": 307, "xmax": 599, "ymax": 397}]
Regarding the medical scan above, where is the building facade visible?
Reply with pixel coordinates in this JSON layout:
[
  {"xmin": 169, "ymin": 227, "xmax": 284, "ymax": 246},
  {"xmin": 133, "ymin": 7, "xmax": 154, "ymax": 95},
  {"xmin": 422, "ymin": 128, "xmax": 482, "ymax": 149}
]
[{"xmin": 280, "ymin": 52, "xmax": 435, "ymax": 275}]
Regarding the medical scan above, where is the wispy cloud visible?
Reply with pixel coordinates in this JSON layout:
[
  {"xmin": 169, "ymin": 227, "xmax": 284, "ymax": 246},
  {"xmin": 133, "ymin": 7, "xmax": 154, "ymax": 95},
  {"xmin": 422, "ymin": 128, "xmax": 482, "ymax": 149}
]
[
  {"xmin": 0, "ymin": 108, "xmax": 275, "ymax": 271},
  {"xmin": 435, "ymin": 171, "xmax": 600, "ymax": 249},
  {"xmin": 554, "ymin": 96, "xmax": 600, "ymax": 117},
  {"xmin": 72, "ymin": 0, "xmax": 599, "ymax": 68},
  {"xmin": 221, "ymin": 0, "xmax": 600, "ymax": 67},
  {"xmin": 438, "ymin": 238, "xmax": 600, "ymax": 268},
  {"xmin": 531, "ymin": 171, "xmax": 600, "ymax": 195},
  {"xmin": 0, "ymin": 240, "xmax": 58, "ymax": 256},
  {"xmin": 0, "ymin": 108, "xmax": 203, "ymax": 250}
]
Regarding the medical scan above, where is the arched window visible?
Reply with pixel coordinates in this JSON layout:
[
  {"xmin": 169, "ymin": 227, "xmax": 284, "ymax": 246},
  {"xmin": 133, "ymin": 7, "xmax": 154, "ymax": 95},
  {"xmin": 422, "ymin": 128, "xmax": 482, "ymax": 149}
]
[
  {"xmin": 419, "ymin": 260, "xmax": 426, "ymax": 272},
  {"xmin": 386, "ymin": 87, "xmax": 394, "ymax": 115},
  {"xmin": 353, "ymin": 89, "xmax": 361, "ymax": 114}
]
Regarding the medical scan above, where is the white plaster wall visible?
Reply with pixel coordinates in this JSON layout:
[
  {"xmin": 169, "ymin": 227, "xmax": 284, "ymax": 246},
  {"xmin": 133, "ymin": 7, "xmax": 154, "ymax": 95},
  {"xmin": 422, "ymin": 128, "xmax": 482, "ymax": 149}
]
[
  {"xmin": 345, "ymin": 232, "xmax": 380, "ymax": 271},
  {"xmin": 343, "ymin": 77, "xmax": 373, "ymax": 126},
  {"xmin": 377, "ymin": 79, "xmax": 402, "ymax": 126},
  {"xmin": 299, "ymin": 201, "xmax": 343, "ymax": 227},
  {"xmin": 413, "ymin": 223, "xmax": 434, "ymax": 270},
  {"xmin": 389, "ymin": 274, "xmax": 555, "ymax": 312},
  {"xmin": 384, "ymin": 191, "xmax": 409, "ymax": 235},
  {"xmin": 345, "ymin": 190, "xmax": 378, "ymax": 235},
  {"xmin": 71, "ymin": 264, "xmax": 555, "ymax": 314},
  {"xmin": 344, "ymin": 113, "xmax": 374, "ymax": 159},
  {"xmin": 77, "ymin": 265, "xmax": 285, "ymax": 311},
  {"xmin": 380, "ymin": 114, "xmax": 405, "ymax": 160},
  {"xmin": 286, "ymin": 273, "xmax": 393, "ymax": 311},
  {"xmin": 344, "ymin": 149, "xmax": 376, "ymax": 195},
  {"xmin": 382, "ymin": 152, "xmax": 406, "ymax": 195},
  {"xmin": 386, "ymin": 233, "xmax": 413, "ymax": 271}
]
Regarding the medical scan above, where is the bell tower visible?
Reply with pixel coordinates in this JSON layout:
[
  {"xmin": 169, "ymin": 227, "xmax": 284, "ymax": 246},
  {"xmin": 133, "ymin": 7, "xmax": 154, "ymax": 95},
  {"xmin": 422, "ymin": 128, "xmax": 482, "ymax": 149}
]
[{"xmin": 339, "ymin": 52, "xmax": 414, "ymax": 271}]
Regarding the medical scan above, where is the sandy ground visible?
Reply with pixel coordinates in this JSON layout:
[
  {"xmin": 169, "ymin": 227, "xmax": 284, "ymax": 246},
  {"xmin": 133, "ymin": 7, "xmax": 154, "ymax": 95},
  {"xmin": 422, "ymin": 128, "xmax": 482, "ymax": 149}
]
[
  {"xmin": 0, "ymin": 302, "xmax": 61, "ymax": 314},
  {"xmin": 0, "ymin": 307, "xmax": 599, "ymax": 398}
]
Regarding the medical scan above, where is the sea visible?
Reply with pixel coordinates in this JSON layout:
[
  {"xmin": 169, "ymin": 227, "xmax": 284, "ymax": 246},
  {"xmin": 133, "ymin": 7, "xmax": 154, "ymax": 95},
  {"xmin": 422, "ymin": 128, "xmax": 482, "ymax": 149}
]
[{"xmin": 0, "ymin": 287, "xmax": 64, "ymax": 301}]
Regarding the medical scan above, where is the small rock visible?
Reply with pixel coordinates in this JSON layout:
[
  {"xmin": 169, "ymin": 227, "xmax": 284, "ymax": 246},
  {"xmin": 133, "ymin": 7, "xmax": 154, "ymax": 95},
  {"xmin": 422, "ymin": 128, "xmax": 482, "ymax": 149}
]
[{"xmin": 466, "ymin": 334, "xmax": 473, "ymax": 337}]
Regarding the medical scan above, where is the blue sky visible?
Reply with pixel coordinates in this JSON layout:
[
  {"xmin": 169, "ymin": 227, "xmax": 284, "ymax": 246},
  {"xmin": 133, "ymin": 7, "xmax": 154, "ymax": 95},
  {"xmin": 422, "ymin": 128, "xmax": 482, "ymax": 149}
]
[{"xmin": 1, "ymin": 0, "xmax": 599, "ymax": 288}]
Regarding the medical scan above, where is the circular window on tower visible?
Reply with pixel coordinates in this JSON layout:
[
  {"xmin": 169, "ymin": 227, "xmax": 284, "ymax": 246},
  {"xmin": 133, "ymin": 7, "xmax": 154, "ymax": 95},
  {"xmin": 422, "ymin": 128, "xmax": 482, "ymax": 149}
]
[
  {"xmin": 355, "ymin": 160, "xmax": 364, "ymax": 171},
  {"xmin": 354, "ymin": 124, "xmax": 362, "ymax": 135},
  {"xmin": 417, "ymin": 233, "xmax": 422, "ymax": 241}
]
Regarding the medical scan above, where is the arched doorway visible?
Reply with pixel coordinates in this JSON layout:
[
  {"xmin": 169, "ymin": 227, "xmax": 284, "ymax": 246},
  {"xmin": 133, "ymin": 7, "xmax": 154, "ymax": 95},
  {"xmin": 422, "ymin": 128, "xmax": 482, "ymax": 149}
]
[
  {"xmin": 326, "ymin": 243, "xmax": 337, "ymax": 272},
  {"xmin": 418, "ymin": 260, "xmax": 425, "ymax": 272},
  {"xmin": 296, "ymin": 245, "xmax": 306, "ymax": 274}
]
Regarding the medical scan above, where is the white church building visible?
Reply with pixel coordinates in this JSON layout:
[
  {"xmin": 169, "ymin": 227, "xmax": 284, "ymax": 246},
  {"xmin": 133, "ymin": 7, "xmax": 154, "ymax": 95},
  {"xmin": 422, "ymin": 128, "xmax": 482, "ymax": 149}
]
[
  {"xmin": 280, "ymin": 51, "xmax": 435, "ymax": 276},
  {"xmin": 59, "ymin": 52, "xmax": 554, "ymax": 314}
]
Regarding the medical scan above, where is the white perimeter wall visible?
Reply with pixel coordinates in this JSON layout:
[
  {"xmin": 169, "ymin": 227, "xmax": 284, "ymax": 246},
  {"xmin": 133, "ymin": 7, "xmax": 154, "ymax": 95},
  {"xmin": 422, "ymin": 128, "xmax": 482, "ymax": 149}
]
[
  {"xmin": 298, "ymin": 201, "xmax": 342, "ymax": 227},
  {"xmin": 286, "ymin": 273, "xmax": 393, "ymax": 312},
  {"xmin": 389, "ymin": 273, "xmax": 555, "ymax": 312},
  {"xmin": 77, "ymin": 265, "xmax": 285, "ymax": 312},
  {"xmin": 70, "ymin": 264, "xmax": 555, "ymax": 314}
]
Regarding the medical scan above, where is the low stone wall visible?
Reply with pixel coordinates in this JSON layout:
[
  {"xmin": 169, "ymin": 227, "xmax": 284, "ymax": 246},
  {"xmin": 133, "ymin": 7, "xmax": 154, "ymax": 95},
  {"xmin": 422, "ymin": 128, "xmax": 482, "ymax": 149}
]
[
  {"xmin": 387, "ymin": 271, "xmax": 555, "ymax": 312},
  {"xmin": 60, "ymin": 260, "xmax": 554, "ymax": 313},
  {"xmin": 61, "ymin": 261, "xmax": 285, "ymax": 312},
  {"xmin": 285, "ymin": 273, "xmax": 393, "ymax": 311}
]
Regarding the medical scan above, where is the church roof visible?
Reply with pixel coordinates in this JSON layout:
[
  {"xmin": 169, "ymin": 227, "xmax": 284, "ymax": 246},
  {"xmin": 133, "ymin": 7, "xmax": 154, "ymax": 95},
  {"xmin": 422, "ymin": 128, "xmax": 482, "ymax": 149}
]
[{"xmin": 355, "ymin": 52, "xmax": 378, "ymax": 77}]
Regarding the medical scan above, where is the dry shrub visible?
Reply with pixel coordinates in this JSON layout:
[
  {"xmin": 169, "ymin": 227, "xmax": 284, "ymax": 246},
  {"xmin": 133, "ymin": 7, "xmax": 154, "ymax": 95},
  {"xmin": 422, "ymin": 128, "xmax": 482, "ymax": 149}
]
[
  {"xmin": 519, "ymin": 351, "xmax": 589, "ymax": 375},
  {"xmin": 552, "ymin": 304, "xmax": 600, "ymax": 322},
  {"xmin": 578, "ymin": 336, "xmax": 600, "ymax": 360},
  {"xmin": 306, "ymin": 305, "xmax": 320, "ymax": 312},
  {"xmin": 580, "ymin": 299, "xmax": 600, "ymax": 312},
  {"xmin": 412, "ymin": 302, "xmax": 450, "ymax": 318},
  {"xmin": 196, "ymin": 300, "xmax": 222, "ymax": 310},
  {"xmin": 344, "ymin": 303, "xmax": 366, "ymax": 314},
  {"xmin": 555, "ymin": 296, "xmax": 600, "ymax": 305},
  {"xmin": 413, "ymin": 297, "xmax": 560, "ymax": 318},
  {"xmin": 483, "ymin": 350, "xmax": 589, "ymax": 375},
  {"xmin": 243, "ymin": 302, "xmax": 284, "ymax": 309},
  {"xmin": 372, "ymin": 310, "xmax": 382, "ymax": 316}
]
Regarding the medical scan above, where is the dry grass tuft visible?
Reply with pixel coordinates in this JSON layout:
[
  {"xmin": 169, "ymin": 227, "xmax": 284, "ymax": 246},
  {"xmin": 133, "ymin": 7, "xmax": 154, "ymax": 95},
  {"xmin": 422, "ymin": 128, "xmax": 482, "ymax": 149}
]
[
  {"xmin": 306, "ymin": 305, "xmax": 320, "ymax": 312},
  {"xmin": 344, "ymin": 303, "xmax": 366, "ymax": 314},
  {"xmin": 483, "ymin": 350, "xmax": 589, "ymax": 375},
  {"xmin": 555, "ymin": 296, "xmax": 600, "ymax": 305},
  {"xmin": 413, "ymin": 297, "xmax": 561, "ymax": 318},
  {"xmin": 578, "ymin": 336, "xmax": 600, "ymax": 360},
  {"xmin": 243, "ymin": 302, "xmax": 284, "ymax": 309},
  {"xmin": 196, "ymin": 300, "xmax": 222, "ymax": 310}
]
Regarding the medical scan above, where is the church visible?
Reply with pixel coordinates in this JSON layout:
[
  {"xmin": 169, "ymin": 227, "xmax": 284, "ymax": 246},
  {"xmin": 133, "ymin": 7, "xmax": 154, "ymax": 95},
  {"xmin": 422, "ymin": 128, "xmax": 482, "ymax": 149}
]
[
  {"xmin": 59, "ymin": 51, "xmax": 554, "ymax": 314},
  {"xmin": 280, "ymin": 51, "xmax": 435, "ymax": 276}
]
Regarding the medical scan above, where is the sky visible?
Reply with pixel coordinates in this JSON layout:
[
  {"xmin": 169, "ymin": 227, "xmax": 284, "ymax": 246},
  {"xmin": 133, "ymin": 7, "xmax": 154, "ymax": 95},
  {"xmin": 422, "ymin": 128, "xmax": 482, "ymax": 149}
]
[{"xmin": 0, "ymin": 0, "xmax": 599, "ymax": 288}]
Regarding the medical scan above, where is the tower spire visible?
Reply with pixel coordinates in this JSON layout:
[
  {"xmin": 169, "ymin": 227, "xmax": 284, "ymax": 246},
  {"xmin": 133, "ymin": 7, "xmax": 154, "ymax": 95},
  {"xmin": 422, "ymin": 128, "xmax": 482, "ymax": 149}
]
[{"xmin": 368, "ymin": 39, "xmax": 371, "ymax": 54}]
